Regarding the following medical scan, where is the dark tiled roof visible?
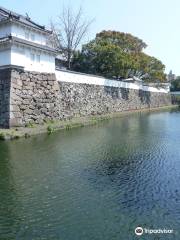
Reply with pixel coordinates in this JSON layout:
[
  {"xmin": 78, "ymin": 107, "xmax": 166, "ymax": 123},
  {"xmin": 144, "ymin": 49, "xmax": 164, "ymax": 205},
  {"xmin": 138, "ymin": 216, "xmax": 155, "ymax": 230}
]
[
  {"xmin": 0, "ymin": 6, "xmax": 52, "ymax": 34},
  {"xmin": 0, "ymin": 35, "xmax": 58, "ymax": 54},
  {"xmin": 0, "ymin": 36, "xmax": 9, "ymax": 42}
]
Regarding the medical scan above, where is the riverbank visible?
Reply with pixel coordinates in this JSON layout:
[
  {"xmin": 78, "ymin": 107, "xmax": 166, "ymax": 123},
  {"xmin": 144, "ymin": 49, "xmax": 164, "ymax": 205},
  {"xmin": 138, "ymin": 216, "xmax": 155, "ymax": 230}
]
[{"xmin": 0, "ymin": 105, "xmax": 178, "ymax": 141}]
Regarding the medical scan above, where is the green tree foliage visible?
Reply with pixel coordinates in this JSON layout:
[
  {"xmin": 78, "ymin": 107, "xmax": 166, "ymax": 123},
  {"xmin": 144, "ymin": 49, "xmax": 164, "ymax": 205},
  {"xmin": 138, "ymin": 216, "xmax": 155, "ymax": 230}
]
[
  {"xmin": 170, "ymin": 77, "xmax": 180, "ymax": 91},
  {"xmin": 72, "ymin": 30, "xmax": 166, "ymax": 82},
  {"xmin": 96, "ymin": 30, "xmax": 147, "ymax": 53},
  {"xmin": 73, "ymin": 40, "xmax": 133, "ymax": 78},
  {"xmin": 130, "ymin": 52, "xmax": 166, "ymax": 82}
]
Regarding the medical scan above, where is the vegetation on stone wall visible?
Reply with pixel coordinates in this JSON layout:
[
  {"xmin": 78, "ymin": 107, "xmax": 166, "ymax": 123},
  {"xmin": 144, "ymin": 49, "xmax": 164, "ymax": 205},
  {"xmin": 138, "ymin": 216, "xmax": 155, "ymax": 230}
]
[{"xmin": 72, "ymin": 30, "xmax": 166, "ymax": 82}]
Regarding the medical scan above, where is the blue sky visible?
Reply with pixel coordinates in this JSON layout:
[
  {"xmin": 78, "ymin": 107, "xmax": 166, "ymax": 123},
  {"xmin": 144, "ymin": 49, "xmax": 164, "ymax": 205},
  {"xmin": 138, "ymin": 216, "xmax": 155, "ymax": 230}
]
[{"xmin": 1, "ymin": 0, "xmax": 179, "ymax": 75}]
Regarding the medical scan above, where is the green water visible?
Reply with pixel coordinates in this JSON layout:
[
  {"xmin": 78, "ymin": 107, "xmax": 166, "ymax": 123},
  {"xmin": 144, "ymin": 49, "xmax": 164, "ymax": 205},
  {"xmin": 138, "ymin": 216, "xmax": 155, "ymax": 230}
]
[{"xmin": 0, "ymin": 109, "xmax": 180, "ymax": 239}]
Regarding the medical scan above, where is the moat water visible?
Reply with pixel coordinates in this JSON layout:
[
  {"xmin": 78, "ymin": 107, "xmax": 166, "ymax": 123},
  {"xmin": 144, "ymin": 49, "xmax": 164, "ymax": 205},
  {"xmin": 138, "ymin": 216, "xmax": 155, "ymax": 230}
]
[{"xmin": 0, "ymin": 109, "xmax": 180, "ymax": 239}]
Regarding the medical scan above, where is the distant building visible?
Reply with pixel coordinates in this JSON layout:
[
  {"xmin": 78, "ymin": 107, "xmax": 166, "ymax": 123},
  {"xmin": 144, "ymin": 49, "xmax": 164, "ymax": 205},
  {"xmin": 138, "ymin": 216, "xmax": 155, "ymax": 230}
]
[
  {"xmin": 167, "ymin": 70, "xmax": 176, "ymax": 82},
  {"xmin": 0, "ymin": 6, "xmax": 58, "ymax": 72},
  {"xmin": 55, "ymin": 55, "xmax": 67, "ymax": 70}
]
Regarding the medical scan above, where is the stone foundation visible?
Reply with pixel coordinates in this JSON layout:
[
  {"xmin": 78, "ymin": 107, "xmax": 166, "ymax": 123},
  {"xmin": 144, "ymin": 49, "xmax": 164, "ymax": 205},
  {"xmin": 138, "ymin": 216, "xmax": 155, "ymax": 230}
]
[
  {"xmin": 10, "ymin": 69, "xmax": 60, "ymax": 127},
  {"xmin": 58, "ymin": 82, "xmax": 171, "ymax": 119},
  {"xmin": 0, "ymin": 68, "xmax": 172, "ymax": 128},
  {"xmin": 0, "ymin": 69, "xmax": 11, "ymax": 128}
]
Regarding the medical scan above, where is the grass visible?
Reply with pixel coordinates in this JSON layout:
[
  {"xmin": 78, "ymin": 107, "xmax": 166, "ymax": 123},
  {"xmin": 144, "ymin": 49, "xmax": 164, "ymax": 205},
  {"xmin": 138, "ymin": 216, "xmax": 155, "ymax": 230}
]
[
  {"xmin": 65, "ymin": 124, "xmax": 72, "ymax": 130},
  {"xmin": 44, "ymin": 119, "xmax": 55, "ymax": 124},
  {"xmin": 25, "ymin": 121, "xmax": 35, "ymax": 128},
  {"xmin": 0, "ymin": 131, "xmax": 21, "ymax": 140}
]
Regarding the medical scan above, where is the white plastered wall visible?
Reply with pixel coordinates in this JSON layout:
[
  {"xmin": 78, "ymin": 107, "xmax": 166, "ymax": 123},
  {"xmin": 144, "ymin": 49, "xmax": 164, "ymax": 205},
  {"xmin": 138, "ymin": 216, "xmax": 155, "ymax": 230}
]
[
  {"xmin": 0, "ymin": 23, "xmax": 11, "ymax": 38},
  {"xmin": 10, "ymin": 45, "xmax": 55, "ymax": 72},
  {"xmin": 11, "ymin": 23, "xmax": 47, "ymax": 45},
  {"xmin": 56, "ymin": 70, "xmax": 170, "ymax": 93},
  {"xmin": 0, "ymin": 49, "xmax": 11, "ymax": 65}
]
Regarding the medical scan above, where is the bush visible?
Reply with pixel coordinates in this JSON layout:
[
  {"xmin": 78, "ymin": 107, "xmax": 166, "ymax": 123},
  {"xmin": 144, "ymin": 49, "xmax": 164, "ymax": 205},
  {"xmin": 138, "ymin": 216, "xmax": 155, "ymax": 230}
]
[
  {"xmin": 47, "ymin": 125, "xmax": 54, "ymax": 134},
  {"xmin": 0, "ymin": 133, "xmax": 5, "ymax": 140}
]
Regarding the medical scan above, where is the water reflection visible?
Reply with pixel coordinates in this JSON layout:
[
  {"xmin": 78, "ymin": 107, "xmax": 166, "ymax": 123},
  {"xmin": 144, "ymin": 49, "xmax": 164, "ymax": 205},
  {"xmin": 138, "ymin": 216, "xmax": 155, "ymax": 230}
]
[
  {"xmin": 0, "ymin": 110, "xmax": 180, "ymax": 239},
  {"xmin": 0, "ymin": 142, "xmax": 23, "ymax": 239}
]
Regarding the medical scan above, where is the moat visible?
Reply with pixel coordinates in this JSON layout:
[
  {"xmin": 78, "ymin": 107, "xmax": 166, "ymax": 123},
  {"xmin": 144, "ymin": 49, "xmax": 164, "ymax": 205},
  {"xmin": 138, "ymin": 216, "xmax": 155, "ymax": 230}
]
[{"xmin": 0, "ymin": 109, "xmax": 180, "ymax": 239}]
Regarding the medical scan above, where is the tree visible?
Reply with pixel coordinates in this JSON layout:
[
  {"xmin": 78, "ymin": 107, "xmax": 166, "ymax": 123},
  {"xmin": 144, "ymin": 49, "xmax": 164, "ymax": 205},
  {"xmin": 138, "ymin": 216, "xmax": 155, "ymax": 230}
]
[
  {"xmin": 171, "ymin": 77, "xmax": 180, "ymax": 91},
  {"xmin": 48, "ymin": 20, "xmax": 62, "ymax": 50},
  {"xmin": 72, "ymin": 30, "xmax": 166, "ymax": 82},
  {"xmin": 73, "ymin": 38, "xmax": 138, "ymax": 79},
  {"xmin": 96, "ymin": 30, "xmax": 147, "ymax": 53},
  {"xmin": 130, "ymin": 52, "xmax": 166, "ymax": 82},
  {"xmin": 51, "ymin": 6, "xmax": 93, "ymax": 69}
]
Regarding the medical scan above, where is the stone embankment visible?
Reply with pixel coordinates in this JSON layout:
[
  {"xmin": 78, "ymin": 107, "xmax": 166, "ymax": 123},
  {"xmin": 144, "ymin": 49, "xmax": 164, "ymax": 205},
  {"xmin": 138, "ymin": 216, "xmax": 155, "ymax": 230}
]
[{"xmin": 0, "ymin": 68, "xmax": 172, "ymax": 129}]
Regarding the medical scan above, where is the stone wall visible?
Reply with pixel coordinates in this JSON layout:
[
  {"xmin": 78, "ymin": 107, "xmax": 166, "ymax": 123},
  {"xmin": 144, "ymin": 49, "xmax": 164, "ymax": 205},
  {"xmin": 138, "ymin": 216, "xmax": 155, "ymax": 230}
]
[
  {"xmin": 0, "ymin": 69, "xmax": 11, "ymax": 128},
  {"xmin": 10, "ymin": 69, "xmax": 60, "ymax": 127},
  {"xmin": 0, "ymin": 68, "xmax": 172, "ymax": 128},
  {"xmin": 58, "ymin": 82, "xmax": 171, "ymax": 120}
]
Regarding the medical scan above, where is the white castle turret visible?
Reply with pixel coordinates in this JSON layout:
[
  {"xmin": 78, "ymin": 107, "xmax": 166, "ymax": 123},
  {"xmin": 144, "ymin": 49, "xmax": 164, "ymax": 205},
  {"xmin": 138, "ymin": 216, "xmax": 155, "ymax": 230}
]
[{"xmin": 0, "ymin": 6, "xmax": 58, "ymax": 72}]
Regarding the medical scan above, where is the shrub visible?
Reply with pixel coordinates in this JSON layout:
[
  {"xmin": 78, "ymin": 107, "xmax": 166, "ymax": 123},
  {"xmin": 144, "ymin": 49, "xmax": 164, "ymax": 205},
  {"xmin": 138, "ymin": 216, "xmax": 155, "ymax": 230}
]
[{"xmin": 47, "ymin": 125, "xmax": 54, "ymax": 134}]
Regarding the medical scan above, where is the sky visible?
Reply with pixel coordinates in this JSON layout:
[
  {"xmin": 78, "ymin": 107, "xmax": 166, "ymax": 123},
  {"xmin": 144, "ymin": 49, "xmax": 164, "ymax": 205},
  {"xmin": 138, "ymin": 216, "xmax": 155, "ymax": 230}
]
[{"xmin": 1, "ymin": 0, "xmax": 180, "ymax": 75}]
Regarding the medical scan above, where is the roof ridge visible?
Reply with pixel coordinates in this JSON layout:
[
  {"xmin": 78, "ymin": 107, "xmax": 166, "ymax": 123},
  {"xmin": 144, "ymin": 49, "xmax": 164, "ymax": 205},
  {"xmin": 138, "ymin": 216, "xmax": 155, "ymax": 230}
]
[
  {"xmin": 0, "ymin": 6, "xmax": 49, "ymax": 32},
  {"xmin": 0, "ymin": 6, "xmax": 19, "ymax": 17},
  {"xmin": 0, "ymin": 35, "xmax": 58, "ymax": 53},
  {"xmin": 0, "ymin": 6, "xmax": 9, "ymax": 14},
  {"xmin": 25, "ymin": 17, "xmax": 45, "ymax": 30}
]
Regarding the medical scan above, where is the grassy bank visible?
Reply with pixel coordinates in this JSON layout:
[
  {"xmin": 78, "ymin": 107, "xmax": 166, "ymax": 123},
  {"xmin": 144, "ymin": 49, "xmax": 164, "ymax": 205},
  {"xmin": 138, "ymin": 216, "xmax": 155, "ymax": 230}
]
[{"xmin": 0, "ymin": 105, "xmax": 179, "ymax": 141}]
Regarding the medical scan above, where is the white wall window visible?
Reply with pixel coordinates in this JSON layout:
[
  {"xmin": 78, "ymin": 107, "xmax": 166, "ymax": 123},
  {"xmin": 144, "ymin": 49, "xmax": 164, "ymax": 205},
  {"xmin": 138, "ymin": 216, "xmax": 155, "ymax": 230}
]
[
  {"xmin": 25, "ymin": 32, "xmax": 29, "ymax": 40},
  {"xmin": 30, "ymin": 53, "xmax": 35, "ymax": 62},
  {"xmin": 36, "ymin": 54, "xmax": 40, "ymax": 63}
]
